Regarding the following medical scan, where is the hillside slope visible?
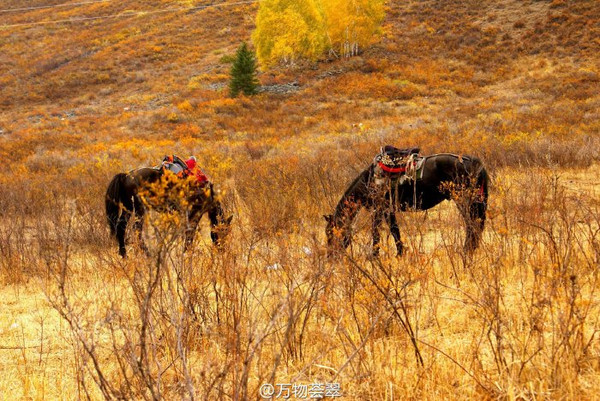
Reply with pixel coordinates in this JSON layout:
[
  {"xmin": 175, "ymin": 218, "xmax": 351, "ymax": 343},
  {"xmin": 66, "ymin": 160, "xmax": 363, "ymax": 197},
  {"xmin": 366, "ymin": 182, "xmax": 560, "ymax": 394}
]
[{"xmin": 1, "ymin": 0, "xmax": 598, "ymax": 169}]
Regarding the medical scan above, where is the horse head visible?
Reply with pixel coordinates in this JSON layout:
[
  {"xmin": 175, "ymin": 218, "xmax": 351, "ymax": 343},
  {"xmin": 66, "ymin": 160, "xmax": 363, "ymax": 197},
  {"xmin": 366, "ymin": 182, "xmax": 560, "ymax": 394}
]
[
  {"xmin": 211, "ymin": 213, "xmax": 233, "ymax": 250},
  {"xmin": 204, "ymin": 184, "xmax": 233, "ymax": 250}
]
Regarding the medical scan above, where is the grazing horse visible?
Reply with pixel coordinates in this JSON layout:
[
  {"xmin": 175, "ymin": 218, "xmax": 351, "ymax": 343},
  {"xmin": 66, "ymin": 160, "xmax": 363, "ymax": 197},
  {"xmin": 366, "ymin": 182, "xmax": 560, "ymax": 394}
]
[
  {"xmin": 105, "ymin": 167, "xmax": 232, "ymax": 257},
  {"xmin": 324, "ymin": 153, "xmax": 489, "ymax": 256}
]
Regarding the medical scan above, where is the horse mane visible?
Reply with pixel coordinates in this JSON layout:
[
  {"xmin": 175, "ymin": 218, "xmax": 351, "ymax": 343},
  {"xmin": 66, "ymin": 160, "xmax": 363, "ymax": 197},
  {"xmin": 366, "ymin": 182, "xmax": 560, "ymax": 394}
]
[{"xmin": 423, "ymin": 153, "xmax": 483, "ymax": 166}]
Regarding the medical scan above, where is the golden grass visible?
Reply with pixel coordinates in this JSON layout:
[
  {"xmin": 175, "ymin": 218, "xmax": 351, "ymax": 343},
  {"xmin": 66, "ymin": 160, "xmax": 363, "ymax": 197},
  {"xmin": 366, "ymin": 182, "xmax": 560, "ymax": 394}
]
[
  {"xmin": 1, "ymin": 164, "xmax": 599, "ymax": 400},
  {"xmin": 0, "ymin": 284, "xmax": 78, "ymax": 400}
]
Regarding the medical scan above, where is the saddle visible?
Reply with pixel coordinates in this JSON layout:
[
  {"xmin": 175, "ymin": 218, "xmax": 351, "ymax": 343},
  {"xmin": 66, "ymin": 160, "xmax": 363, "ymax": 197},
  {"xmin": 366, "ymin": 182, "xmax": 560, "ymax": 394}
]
[
  {"xmin": 373, "ymin": 146, "xmax": 421, "ymax": 178},
  {"xmin": 160, "ymin": 155, "xmax": 209, "ymax": 186},
  {"xmin": 161, "ymin": 155, "xmax": 189, "ymax": 177}
]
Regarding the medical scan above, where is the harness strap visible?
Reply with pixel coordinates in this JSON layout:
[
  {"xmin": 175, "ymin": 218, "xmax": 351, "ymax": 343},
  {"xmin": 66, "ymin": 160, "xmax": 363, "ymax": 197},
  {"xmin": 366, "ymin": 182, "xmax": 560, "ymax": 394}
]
[{"xmin": 378, "ymin": 162, "xmax": 406, "ymax": 174}]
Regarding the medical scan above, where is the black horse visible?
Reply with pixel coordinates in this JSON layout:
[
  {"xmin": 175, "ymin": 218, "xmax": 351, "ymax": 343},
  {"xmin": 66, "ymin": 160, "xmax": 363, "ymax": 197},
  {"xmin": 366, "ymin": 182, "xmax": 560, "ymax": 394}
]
[
  {"xmin": 324, "ymin": 153, "xmax": 489, "ymax": 256},
  {"xmin": 105, "ymin": 167, "xmax": 232, "ymax": 257}
]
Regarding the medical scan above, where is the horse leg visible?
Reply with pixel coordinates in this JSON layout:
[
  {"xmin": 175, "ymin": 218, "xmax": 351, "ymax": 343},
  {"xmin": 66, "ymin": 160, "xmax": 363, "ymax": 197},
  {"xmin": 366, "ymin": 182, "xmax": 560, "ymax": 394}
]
[
  {"xmin": 471, "ymin": 201, "xmax": 487, "ymax": 249},
  {"xmin": 386, "ymin": 211, "xmax": 404, "ymax": 256},
  {"xmin": 462, "ymin": 163, "xmax": 488, "ymax": 252},
  {"xmin": 208, "ymin": 203, "xmax": 229, "ymax": 249},
  {"xmin": 462, "ymin": 200, "xmax": 486, "ymax": 252},
  {"xmin": 185, "ymin": 209, "xmax": 202, "ymax": 252},
  {"xmin": 132, "ymin": 217, "xmax": 148, "ymax": 255},
  {"xmin": 372, "ymin": 210, "xmax": 383, "ymax": 257},
  {"xmin": 132, "ymin": 198, "xmax": 149, "ymax": 255},
  {"xmin": 116, "ymin": 210, "xmax": 131, "ymax": 258}
]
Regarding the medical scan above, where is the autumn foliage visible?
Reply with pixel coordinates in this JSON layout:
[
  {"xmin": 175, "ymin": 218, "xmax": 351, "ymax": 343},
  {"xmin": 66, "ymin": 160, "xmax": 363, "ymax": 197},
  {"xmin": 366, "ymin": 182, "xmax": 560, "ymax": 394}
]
[
  {"xmin": 253, "ymin": 0, "xmax": 328, "ymax": 66},
  {"xmin": 322, "ymin": 0, "xmax": 385, "ymax": 58},
  {"xmin": 253, "ymin": 0, "xmax": 385, "ymax": 66}
]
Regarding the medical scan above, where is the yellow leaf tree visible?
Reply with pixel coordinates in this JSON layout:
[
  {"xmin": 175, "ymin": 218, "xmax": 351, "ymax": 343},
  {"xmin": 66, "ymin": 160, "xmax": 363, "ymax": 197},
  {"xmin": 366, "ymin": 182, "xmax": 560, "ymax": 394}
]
[
  {"xmin": 322, "ymin": 0, "xmax": 385, "ymax": 58},
  {"xmin": 252, "ymin": 0, "xmax": 328, "ymax": 67},
  {"xmin": 253, "ymin": 0, "xmax": 385, "ymax": 67}
]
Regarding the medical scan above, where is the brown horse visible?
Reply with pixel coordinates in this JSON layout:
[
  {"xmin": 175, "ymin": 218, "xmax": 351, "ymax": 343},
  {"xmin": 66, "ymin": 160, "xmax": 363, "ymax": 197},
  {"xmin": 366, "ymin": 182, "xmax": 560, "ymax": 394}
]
[
  {"xmin": 105, "ymin": 167, "xmax": 232, "ymax": 257},
  {"xmin": 325, "ymin": 153, "xmax": 489, "ymax": 256}
]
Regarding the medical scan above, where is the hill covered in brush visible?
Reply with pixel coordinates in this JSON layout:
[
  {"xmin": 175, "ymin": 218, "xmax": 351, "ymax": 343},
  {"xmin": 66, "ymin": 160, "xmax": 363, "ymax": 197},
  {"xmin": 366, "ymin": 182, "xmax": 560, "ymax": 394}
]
[{"xmin": 0, "ymin": 0, "xmax": 598, "ymax": 170}]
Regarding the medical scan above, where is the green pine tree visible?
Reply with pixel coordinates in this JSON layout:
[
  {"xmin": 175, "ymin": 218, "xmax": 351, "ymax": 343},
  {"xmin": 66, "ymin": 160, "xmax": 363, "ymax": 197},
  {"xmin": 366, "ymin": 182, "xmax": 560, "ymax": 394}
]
[{"xmin": 229, "ymin": 42, "xmax": 259, "ymax": 97}]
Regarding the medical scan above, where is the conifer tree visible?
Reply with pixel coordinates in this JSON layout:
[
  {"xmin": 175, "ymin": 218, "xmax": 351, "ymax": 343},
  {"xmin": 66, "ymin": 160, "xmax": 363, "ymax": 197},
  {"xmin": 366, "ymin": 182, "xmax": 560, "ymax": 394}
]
[{"xmin": 229, "ymin": 42, "xmax": 259, "ymax": 97}]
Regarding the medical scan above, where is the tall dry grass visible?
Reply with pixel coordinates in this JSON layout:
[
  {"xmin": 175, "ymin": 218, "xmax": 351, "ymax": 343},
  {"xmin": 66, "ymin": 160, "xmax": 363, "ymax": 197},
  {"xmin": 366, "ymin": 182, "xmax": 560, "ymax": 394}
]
[{"xmin": 0, "ymin": 138, "xmax": 598, "ymax": 399}]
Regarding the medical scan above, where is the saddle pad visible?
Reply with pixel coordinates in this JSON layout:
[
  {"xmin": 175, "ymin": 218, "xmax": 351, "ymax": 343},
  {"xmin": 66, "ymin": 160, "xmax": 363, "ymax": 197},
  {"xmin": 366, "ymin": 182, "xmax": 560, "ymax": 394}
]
[
  {"xmin": 162, "ymin": 162, "xmax": 184, "ymax": 175},
  {"xmin": 373, "ymin": 145, "xmax": 420, "ymax": 175}
]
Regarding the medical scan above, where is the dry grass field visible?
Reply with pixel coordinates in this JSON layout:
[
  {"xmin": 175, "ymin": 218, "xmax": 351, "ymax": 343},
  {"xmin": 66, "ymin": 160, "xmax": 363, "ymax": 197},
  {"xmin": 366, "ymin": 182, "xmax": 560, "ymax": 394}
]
[{"xmin": 1, "ymin": 0, "xmax": 599, "ymax": 400}]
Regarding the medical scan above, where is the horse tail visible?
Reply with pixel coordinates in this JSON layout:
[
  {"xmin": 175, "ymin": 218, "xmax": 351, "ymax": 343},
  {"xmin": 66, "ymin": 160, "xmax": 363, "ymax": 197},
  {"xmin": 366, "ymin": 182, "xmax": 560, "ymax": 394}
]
[
  {"xmin": 105, "ymin": 173, "xmax": 128, "ymax": 237},
  {"xmin": 209, "ymin": 182, "xmax": 215, "ymax": 202},
  {"xmin": 474, "ymin": 159, "xmax": 489, "ymax": 232},
  {"xmin": 475, "ymin": 159, "xmax": 489, "ymax": 204},
  {"xmin": 461, "ymin": 158, "xmax": 489, "ymax": 251}
]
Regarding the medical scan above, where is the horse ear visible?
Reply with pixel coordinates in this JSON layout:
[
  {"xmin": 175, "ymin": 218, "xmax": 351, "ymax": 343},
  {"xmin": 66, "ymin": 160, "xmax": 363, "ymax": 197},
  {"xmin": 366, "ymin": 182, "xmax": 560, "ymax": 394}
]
[
  {"xmin": 323, "ymin": 214, "xmax": 333, "ymax": 223},
  {"xmin": 225, "ymin": 215, "xmax": 233, "ymax": 224}
]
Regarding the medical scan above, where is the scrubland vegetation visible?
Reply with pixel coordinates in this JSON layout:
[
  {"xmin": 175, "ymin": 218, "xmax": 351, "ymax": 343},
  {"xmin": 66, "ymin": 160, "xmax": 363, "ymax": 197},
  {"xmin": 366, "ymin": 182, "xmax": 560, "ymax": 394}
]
[{"xmin": 0, "ymin": 0, "xmax": 599, "ymax": 399}]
